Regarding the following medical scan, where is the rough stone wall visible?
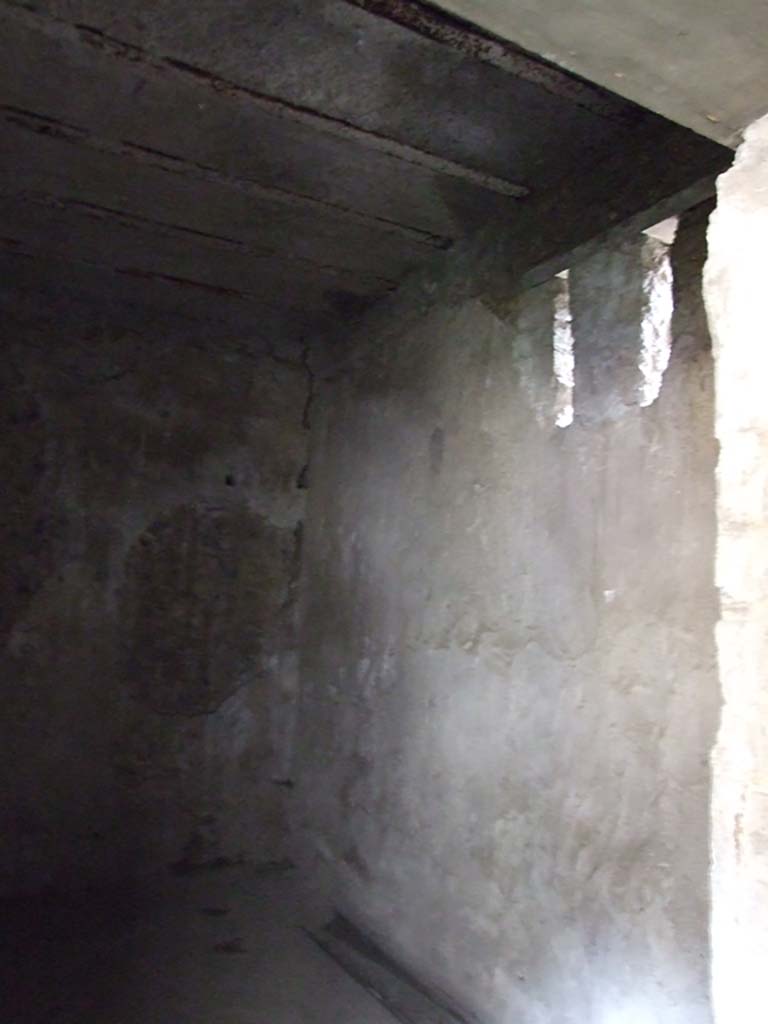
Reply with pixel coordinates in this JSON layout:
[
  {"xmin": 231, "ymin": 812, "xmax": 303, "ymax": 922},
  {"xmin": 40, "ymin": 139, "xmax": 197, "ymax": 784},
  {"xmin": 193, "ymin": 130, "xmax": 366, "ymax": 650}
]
[
  {"xmin": 0, "ymin": 319, "xmax": 308, "ymax": 897},
  {"xmin": 296, "ymin": 205, "xmax": 719, "ymax": 1023},
  {"xmin": 705, "ymin": 113, "xmax": 768, "ymax": 1024}
]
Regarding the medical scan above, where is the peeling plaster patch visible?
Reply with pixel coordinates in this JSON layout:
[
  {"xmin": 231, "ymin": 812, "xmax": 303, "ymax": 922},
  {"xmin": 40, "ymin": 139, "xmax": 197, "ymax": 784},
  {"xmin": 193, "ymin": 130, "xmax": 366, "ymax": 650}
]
[
  {"xmin": 638, "ymin": 221, "xmax": 677, "ymax": 407},
  {"xmin": 120, "ymin": 503, "xmax": 292, "ymax": 716},
  {"xmin": 205, "ymin": 686, "xmax": 255, "ymax": 761},
  {"xmin": 553, "ymin": 270, "xmax": 574, "ymax": 427}
]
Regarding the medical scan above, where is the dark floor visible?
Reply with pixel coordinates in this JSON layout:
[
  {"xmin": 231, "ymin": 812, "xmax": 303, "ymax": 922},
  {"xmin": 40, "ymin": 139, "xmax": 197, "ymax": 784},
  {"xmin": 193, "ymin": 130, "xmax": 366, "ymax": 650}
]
[{"xmin": 1, "ymin": 865, "xmax": 396, "ymax": 1024}]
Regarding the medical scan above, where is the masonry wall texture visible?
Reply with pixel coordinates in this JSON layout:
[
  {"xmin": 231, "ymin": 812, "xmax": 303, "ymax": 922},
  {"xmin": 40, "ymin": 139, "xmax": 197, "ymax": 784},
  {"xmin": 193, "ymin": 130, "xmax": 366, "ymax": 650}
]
[
  {"xmin": 296, "ymin": 204, "xmax": 719, "ymax": 1024},
  {"xmin": 0, "ymin": 319, "xmax": 308, "ymax": 897}
]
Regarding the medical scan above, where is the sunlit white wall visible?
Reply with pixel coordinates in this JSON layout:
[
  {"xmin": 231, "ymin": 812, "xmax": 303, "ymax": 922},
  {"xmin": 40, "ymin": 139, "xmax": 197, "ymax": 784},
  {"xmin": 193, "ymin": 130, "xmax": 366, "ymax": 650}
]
[{"xmin": 705, "ymin": 111, "xmax": 768, "ymax": 1024}]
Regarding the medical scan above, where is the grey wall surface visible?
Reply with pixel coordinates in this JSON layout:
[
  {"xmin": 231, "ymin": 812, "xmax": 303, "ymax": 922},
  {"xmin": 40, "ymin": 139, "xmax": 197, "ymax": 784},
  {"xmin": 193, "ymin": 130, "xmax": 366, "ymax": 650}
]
[
  {"xmin": 296, "ymin": 205, "xmax": 719, "ymax": 1023},
  {"xmin": 433, "ymin": 0, "xmax": 768, "ymax": 147},
  {"xmin": 0, "ymin": 317, "xmax": 308, "ymax": 897}
]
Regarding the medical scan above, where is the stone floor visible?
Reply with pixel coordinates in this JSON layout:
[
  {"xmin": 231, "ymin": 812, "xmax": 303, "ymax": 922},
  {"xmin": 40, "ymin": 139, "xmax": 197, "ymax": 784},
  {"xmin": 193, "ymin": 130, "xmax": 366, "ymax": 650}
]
[{"xmin": 2, "ymin": 865, "xmax": 396, "ymax": 1024}]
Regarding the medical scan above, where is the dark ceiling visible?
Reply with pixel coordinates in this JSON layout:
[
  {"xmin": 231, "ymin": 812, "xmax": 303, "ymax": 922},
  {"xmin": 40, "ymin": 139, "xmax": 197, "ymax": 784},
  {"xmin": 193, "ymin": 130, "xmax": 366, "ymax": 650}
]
[{"xmin": 0, "ymin": 0, "xmax": 727, "ymax": 347}]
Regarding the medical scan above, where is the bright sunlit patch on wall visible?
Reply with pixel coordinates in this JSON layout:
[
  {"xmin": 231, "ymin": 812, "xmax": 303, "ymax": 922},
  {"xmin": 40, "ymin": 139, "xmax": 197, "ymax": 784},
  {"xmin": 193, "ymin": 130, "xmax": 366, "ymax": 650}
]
[
  {"xmin": 638, "ymin": 217, "xmax": 677, "ymax": 407},
  {"xmin": 593, "ymin": 991, "xmax": 663, "ymax": 1024},
  {"xmin": 598, "ymin": 1010, "xmax": 659, "ymax": 1024},
  {"xmin": 553, "ymin": 269, "xmax": 574, "ymax": 427}
]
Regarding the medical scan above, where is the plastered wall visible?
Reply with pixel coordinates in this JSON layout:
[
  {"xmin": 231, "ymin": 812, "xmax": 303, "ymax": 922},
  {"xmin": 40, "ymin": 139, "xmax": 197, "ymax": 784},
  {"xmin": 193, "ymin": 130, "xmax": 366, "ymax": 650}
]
[
  {"xmin": 1, "ymin": 317, "xmax": 308, "ymax": 897},
  {"xmin": 296, "ymin": 204, "xmax": 719, "ymax": 1024}
]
